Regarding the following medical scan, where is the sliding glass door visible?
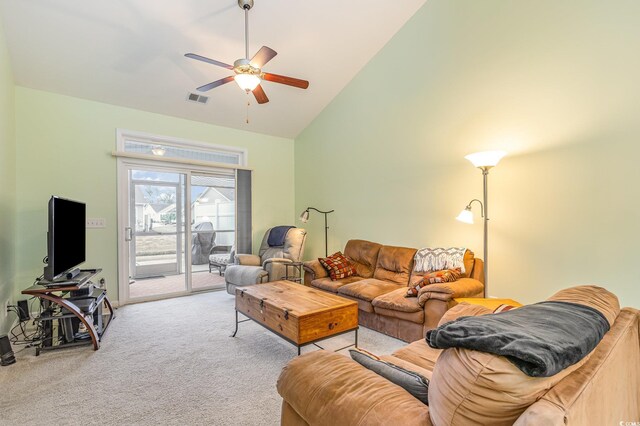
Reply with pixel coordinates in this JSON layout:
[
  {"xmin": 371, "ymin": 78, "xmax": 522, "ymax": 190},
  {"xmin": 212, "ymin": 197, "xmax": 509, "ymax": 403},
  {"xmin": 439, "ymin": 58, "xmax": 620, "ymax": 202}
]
[
  {"xmin": 120, "ymin": 166, "xmax": 234, "ymax": 303},
  {"xmin": 190, "ymin": 174, "xmax": 236, "ymax": 290},
  {"xmin": 127, "ymin": 169, "xmax": 188, "ymax": 300},
  {"xmin": 116, "ymin": 130, "xmax": 250, "ymax": 305}
]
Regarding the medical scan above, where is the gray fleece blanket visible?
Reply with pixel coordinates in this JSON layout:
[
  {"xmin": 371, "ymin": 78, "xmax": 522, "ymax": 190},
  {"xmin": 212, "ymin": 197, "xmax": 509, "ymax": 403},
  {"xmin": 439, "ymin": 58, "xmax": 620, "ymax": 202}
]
[{"xmin": 426, "ymin": 301, "xmax": 610, "ymax": 377}]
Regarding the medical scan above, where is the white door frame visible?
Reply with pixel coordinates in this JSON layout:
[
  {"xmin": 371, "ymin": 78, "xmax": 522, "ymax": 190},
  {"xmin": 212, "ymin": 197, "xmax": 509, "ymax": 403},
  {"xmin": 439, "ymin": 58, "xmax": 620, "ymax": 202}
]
[
  {"xmin": 117, "ymin": 160, "xmax": 191, "ymax": 304},
  {"xmin": 116, "ymin": 130, "xmax": 247, "ymax": 305},
  {"xmin": 117, "ymin": 161, "xmax": 241, "ymax": 306}
]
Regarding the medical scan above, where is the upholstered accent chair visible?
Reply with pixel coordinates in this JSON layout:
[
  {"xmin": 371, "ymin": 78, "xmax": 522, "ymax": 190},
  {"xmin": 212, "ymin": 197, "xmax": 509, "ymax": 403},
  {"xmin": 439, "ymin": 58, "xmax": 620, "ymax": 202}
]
[
  {"xmin": 209, "ymin": 245, "xmax": 235, "ymax": 276},
  {"xmin": 225, "ymin": 227, "xmax": 307, "ymax": 295}
]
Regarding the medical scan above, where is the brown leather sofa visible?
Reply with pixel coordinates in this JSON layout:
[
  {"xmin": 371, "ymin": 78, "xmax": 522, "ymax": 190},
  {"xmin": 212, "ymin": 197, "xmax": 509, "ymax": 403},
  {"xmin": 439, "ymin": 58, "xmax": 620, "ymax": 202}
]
[
  {"xmin": 303, "ymin": 239, "xmax": 485, "ymax": 342},
  {"xmin": 277, "ymin": 285, "xmax": 640, "ymax": 425}
]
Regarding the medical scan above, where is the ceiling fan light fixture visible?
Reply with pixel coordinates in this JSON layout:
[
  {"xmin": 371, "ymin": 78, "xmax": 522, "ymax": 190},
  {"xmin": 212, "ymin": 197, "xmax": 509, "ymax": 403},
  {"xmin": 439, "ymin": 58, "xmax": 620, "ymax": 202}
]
[{"xmin": 234, "ymin": 73, "xmax": 261, "ymax": 92}]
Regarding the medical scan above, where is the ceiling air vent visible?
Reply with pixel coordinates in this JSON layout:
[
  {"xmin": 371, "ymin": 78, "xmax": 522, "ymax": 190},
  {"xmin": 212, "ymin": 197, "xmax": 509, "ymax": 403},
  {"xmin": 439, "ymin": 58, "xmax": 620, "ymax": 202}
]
[{"xmin": 186, "ymin": 92, "xmax": 209, "ymax": 104}]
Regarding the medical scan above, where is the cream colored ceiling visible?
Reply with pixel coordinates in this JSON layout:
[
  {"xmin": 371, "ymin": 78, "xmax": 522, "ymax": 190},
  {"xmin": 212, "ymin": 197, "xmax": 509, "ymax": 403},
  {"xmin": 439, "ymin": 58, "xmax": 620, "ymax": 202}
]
[{"xmin": 0, "ymin": 0, "xmax": 426, "ymax": 138}]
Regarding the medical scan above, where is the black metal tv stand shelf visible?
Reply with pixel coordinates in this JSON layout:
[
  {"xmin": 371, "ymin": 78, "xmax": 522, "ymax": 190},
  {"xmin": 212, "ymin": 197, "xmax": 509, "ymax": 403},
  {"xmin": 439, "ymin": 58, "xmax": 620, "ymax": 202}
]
[{"xmin": 22, "ymin": 268, "xmax": 115, "ymax": 355}]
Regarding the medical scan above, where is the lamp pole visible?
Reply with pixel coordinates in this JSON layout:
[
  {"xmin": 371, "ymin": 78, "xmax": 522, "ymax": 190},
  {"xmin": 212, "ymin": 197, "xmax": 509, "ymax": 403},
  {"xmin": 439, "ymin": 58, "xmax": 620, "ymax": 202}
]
[
  {"xmin": 300, "ymin": 207, "xmax": 334, "ymax": 257},
  {"xmin": 481, "ymin": 167, "xmax": 489, "ymax": 292},
  {"xmin": 459, "ymin": 150, "xmax": 506, "ymax": 298}
]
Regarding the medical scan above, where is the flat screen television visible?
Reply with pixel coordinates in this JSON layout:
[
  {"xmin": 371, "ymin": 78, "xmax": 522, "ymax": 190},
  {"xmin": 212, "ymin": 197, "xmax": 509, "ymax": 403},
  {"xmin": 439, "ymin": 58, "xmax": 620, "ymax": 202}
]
[{"xmin": 43, "ymin": 196, "xmax": 86, "ymax": 281}]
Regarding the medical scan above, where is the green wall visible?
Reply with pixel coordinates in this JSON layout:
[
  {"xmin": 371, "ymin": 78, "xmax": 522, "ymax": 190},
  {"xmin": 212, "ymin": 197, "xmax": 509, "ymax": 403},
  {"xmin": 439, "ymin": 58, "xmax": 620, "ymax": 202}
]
[
  {"xmin": 295, "ymin": 0, "xmax": 640, "ymax": 307},
  {"xmin": 14, "ymin": 87, "xmax": 294, "ymax": 304},
  {"xmin": 5, "ymin": 0, "xmax": 640, "ymax": 313},
  {"xmin": 0, "ymin": 18, "xmax": 16, "ymax": 335}
]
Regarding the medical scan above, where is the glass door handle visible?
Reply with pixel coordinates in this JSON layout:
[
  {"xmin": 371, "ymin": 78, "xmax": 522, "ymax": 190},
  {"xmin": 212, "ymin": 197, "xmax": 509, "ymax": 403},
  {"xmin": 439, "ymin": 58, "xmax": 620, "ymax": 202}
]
[{"xmin": 125, "ymin": 227, "xmax": 133, "ymax": 241}]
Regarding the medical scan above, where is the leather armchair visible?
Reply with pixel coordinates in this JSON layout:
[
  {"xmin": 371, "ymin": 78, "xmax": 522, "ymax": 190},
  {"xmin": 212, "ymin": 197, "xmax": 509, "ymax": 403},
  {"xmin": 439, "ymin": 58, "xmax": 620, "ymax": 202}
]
[{"xmin": 225, "ymin": 227, "xmax": 307, "ymax": 295}]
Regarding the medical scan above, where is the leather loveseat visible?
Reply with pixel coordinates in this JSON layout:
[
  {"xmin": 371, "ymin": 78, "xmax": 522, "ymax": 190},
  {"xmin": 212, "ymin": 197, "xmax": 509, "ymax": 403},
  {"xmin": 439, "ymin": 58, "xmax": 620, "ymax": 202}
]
[
  {"xmin": 277, "ymin": 285, "xmax": 640, "ymax": 425},
  {"xmin": 303, "ymin": 239, "xmax": 485, "ymax": 342}
]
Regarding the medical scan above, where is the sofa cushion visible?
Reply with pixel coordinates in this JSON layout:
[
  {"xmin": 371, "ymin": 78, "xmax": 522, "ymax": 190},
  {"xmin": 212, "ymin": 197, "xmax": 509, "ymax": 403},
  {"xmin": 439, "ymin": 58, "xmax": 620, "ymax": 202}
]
[
  {"xmin": 373, "ymin": 288, "xmax": 422, "ymax": 313},
  {"xmin": 350, "ymin": 348, "xmax": 430, "ymax": 405},
  {"xmin": 344, "ymin": 239, "xmax": 383, "ymax": 278},
  {"xmin": 310, "ymin": 276, "xmax": 363, "ymax": 293},
  {"xmin": 373, "ymin": 307, "xmax": 425, "ymax": 324},
  {"xmin": 373, "ymin": 245, "xmax": 417, "ymax": 284},
  {"xmin": 319, "ymin": 251, "xmax": 357, "ymax": 280},
  {"xmin": 338, "ymin": 278, "xmax": 403, "ymax": 302},
  {"xmin": 353, "ymin": 298, "xmax": 375, "ymax": 313},
  {"xmin": 392, "ymin": 339, "xmax": 443, "ymax": 373}
]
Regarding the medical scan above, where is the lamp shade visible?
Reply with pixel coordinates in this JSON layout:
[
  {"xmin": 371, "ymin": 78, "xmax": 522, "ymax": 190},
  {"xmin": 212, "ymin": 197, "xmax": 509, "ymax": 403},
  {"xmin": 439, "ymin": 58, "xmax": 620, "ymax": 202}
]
[
  {"xmin": 234, "ymin": 73, "xmax": 261, "ymax": 92},
  {"xmin": 299, "ymin": 209, "xmax": 310, "ymax": 223},
  {"xmin": 456, "ymin": 208, "xmax": 474, "ymax": 224},
  {"xmin": 464, "ymin": 150, "xmax": 507, "ymax": 168}
]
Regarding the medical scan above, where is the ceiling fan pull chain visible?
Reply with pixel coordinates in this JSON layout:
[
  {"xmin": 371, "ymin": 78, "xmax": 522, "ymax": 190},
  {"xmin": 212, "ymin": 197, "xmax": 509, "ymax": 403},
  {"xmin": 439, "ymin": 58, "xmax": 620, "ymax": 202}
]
[{"xmin": 246, "ymin": 95, "xmax": 250, "ymax": 124}]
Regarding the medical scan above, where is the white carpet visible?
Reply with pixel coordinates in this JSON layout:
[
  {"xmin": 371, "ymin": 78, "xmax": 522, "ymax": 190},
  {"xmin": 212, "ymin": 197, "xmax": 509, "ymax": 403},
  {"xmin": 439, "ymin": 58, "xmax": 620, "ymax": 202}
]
[{"xmin": 0, "ymin": 290, "xmax": 405, "ymax": 425}]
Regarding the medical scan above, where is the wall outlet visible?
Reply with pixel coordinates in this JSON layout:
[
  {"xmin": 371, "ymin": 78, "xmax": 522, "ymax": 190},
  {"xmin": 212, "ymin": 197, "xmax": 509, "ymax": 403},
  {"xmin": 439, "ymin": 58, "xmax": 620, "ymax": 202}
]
[
  {"xmin": 3, "ymin": 300, "xmax": 9, "ymax": 320},
  {"xmin": 86, "ymin": 218, "xmax": 106, "ymax": 228}
]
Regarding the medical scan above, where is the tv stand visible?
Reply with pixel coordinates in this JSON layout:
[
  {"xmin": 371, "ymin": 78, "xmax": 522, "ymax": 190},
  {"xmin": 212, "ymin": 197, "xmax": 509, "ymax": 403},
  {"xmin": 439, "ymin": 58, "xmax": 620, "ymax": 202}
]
[
  {"xmin": 37, "ymin": 268, "xmax": 100, "ymax": 288},
  {"xmin": 22, "ymin": 268, "xmax": 114, "ymax": 354}
]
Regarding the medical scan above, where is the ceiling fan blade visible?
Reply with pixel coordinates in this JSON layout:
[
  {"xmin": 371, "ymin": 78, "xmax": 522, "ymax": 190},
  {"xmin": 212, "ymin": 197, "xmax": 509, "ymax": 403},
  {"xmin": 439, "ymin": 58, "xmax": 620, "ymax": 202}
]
[
  {"xmin": 262, "ymin": 73, "xmax": 309, "ymax": 89},
  {"xmin": 250, "ymin": 46, "xmax": 277, "ymax": 68},
  {"xmin": 252, "ymin": 84, "xmax": 269, "ymax": 104},
  {"xmin": 185, "ymin": 53, "xmax": 233, "ymax": 70},
  {"xmin": 197, "ymin": 76, "xmax": 235, "ymax": 92}
]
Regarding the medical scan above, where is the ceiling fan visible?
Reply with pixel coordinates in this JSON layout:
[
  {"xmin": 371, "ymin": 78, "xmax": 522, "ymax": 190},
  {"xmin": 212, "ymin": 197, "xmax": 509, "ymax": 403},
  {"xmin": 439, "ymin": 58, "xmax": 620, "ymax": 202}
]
[{"xmin": 185, "ymin": 0, "xmax": 309, "ymax": 105}]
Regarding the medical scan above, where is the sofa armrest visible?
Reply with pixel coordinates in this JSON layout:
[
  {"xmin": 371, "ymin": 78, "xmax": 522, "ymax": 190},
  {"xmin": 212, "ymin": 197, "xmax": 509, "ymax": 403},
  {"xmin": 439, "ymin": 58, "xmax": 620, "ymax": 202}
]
[
  {"xmin": 235, "ymin": 254, "xmax": 261, "ymax": 266},
  {"xmin": 417, "ymin": 278, "xmax": 484, "ymax": 305},
  {"xmin": 277, "ymin": 351, "xmax": 430, "ymax": 426},
  {"xmin": 302, "ymin": 259, "xmax": 328, "ymax": 280}
]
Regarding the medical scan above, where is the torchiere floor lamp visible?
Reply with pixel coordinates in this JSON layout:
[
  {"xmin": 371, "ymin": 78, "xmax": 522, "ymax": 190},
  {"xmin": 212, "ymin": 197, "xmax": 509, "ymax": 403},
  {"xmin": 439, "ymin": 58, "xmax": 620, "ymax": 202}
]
[
  {"xmin": 456, "ymin": 150, "xmax": 506, "ymax": 296},
  {"xmin": 299, "ymin": 207, "xmax": 334, "ymax": 257}
]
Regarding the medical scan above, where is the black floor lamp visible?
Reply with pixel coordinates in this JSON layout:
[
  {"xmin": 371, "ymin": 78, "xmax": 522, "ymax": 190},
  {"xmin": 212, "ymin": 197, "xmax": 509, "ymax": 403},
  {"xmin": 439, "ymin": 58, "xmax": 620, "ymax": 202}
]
[
  {"xmin": 456, "ymin": 150, "xmax": 506, "ymax": 296},
  {"xmin": 299, "ymin": 207, "xmax": 334, "ymax": 257}
]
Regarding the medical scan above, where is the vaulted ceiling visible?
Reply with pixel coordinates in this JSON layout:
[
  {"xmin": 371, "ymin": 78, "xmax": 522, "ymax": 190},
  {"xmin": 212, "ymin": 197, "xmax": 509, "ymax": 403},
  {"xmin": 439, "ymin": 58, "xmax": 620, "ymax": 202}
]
[{"xmin": 0, "ymin": 0, "xmax": 426, "ymax": 138}]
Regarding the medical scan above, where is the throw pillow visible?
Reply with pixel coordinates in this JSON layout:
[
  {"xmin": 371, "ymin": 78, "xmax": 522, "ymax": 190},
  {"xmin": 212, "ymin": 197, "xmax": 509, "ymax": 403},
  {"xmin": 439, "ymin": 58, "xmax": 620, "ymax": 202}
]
[
  {"xmin": 349, "ymin": 348, "xmax": 430, "ymax": 405},
  {"xmin": 424, "ymin": 268, "xmax": 461, "ymax": 284},
  {"xmin": 405, "ymin": 279, "xmax": 427, "ymax": 298},
  {"xmin": 318, "ymin": 251, "xmax": 357, "ymax": 281}
]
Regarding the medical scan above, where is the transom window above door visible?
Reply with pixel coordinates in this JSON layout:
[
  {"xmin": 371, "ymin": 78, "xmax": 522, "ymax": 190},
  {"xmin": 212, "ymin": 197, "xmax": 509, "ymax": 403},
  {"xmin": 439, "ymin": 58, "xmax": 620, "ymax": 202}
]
[{"xmin": 117, "ymin": 130, "xmax": 247, "ymax": 166}]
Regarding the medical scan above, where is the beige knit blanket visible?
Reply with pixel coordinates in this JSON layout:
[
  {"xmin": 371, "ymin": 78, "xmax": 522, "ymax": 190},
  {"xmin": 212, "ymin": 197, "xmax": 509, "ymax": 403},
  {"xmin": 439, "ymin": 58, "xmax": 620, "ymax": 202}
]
[{"xmin": 414, "ymin": 247, "xmax": 467, "ymax": 273}]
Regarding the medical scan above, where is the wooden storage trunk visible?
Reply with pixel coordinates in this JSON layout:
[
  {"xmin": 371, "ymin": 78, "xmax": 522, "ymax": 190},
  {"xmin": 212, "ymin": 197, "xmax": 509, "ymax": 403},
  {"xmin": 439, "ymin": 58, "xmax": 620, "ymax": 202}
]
[{"xmin": 235, "ymin": 280, "xmax": 358, "ymax": 345}]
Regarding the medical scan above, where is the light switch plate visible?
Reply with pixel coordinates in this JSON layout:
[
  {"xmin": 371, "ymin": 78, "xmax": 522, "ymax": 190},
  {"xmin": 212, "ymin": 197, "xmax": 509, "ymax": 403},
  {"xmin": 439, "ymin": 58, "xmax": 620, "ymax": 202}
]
[{"xmin": 86, "ymin": 218, "xmax": 106, "ymax": 228}]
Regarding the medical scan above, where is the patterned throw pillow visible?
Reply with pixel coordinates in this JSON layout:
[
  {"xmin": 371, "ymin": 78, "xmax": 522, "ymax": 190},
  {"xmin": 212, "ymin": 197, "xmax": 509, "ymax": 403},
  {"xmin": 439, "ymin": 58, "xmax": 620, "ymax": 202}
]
[
  {"xmin": 424, "ymin": 268, "xmax": 461, "ymax": 284},
  {"xmin": 405, "ymin": 279, "xmax": 428, "ymax": 298},
  {"xmin": 319, "ymin": 251, "xmax": 357, "ymax": 281}
]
